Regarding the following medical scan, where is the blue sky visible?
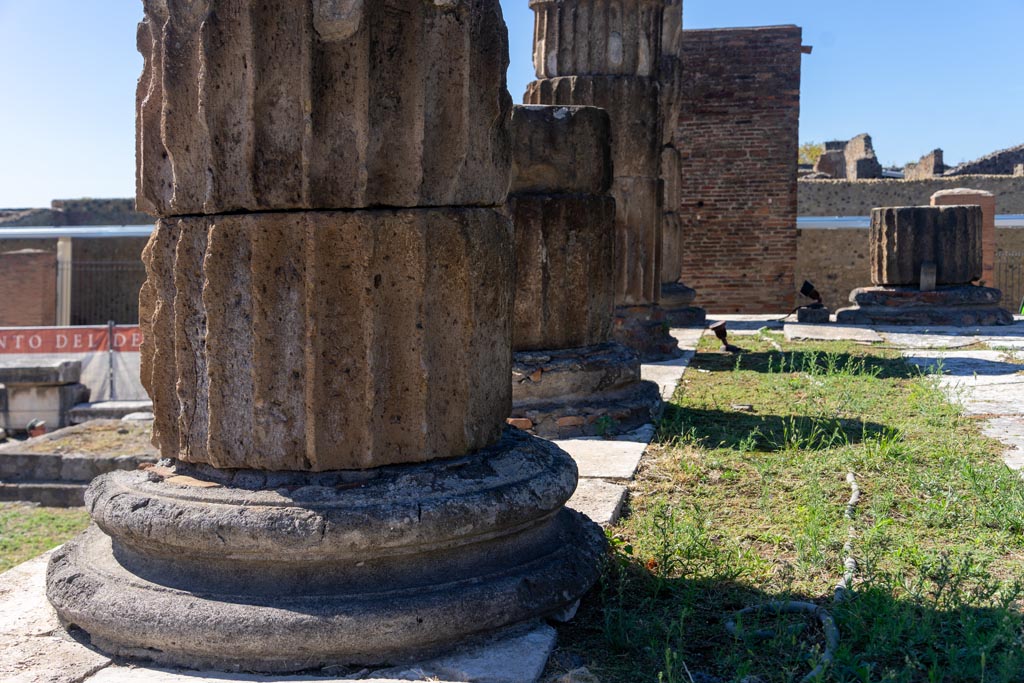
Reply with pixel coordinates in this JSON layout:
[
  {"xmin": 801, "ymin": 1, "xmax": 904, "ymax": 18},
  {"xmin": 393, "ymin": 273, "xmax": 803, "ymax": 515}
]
[{"xmin": 0, "ymin": 1, "xmax": 1021, "ymax": 207}]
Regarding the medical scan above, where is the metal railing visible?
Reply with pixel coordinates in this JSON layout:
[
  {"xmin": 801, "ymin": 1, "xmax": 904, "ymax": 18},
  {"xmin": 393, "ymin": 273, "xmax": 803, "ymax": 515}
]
[{"xmin": 60, "ymin": 260, "xmax": 147, "ymax": 326}]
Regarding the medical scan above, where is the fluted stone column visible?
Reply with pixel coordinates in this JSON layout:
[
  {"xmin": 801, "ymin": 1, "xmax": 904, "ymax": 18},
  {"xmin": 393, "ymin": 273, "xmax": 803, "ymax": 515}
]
[
  {"xmin": 836, "ymin": 206, "xmax": 1012, "ymax": 326},
  {"xmin": 47, "ymin": 0, "xmax": 604, "ymax": 672},
  {"xmin": 657, "ymin": 0, "xmax": 706, "ymax": 327},
  {"xmin": 507, "ymin": 105, "xmax": 660, "ymax": 438},
  {"xmin": 525, "ymin": 0, "xmax": 680, "ymax": 360}
]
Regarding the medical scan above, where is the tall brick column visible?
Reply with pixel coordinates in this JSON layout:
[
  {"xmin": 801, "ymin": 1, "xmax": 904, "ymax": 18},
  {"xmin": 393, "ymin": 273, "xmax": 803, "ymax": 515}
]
[
  {"xmin": 47, "ymin": 1, "xmax": 604, "ymax": 672},
  {"xmin": 930, "ymin": 188, "xmax": 996, "ymax": 287},
  {"xmin": 525, "ymin": 0, "xmax": 681, "ymax": 360}
]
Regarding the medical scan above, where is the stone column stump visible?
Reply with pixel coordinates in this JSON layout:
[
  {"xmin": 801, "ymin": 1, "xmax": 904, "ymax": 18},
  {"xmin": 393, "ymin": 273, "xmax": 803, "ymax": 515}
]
[
  {"xmin": 525, "ymin": 0, "xmax": 682, "ymax": 360},
  {"xmin": 46, "ymin": 0, "xmax": 605, "ymax": 673},
  {"xmin": 835, "ymin": 206, "xmax": 1013, "ymax": 326},
  {"xmin": 507, "ymin": 105, "xmax": 660, "ymax": 439}
]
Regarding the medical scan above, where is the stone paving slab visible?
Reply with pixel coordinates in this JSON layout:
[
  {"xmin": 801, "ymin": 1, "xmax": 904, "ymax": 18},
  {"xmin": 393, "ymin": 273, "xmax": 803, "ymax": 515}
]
[
  {"xmin": 784, "ymin": 324, "xmax": 883, "ymax": 344},
  {"xmin": 668, "ymin": 328, "xmax": 705, "ymax": 350},
  {"xmin": 641, "ymin": 351, "xmax": 694, "ymax": 401},
  {"xmin": 567, "ymin": 478, "xmax": 628, "ymax": 526},
  {"xmin": 981, "ymin": 417, "xmax": 1024, "ymax": 470},
  {"xmin": 555, "ymin": 438, "xmax": 646, "ymax": 481},
  {"xmin": 707, "ymin": 315, "xmax": 786, "ymax": 333}
]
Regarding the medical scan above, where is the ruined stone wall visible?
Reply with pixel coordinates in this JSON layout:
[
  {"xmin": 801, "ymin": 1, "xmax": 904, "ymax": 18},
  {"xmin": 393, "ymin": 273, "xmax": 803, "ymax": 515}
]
[
  {"xmin": 947, "ymin": 143, "xmax": 1024, "ymax": 177},
  {"xmin": 0, "ymin": 199, "xmax": 153, "ymax": 227},
  {"xmin": 675, "ymin": 26, "xmax": 803, "ymax": 313},
  {"xmin": 799, "ymin": 177, "xmax": 1024, "ymax": 216}
]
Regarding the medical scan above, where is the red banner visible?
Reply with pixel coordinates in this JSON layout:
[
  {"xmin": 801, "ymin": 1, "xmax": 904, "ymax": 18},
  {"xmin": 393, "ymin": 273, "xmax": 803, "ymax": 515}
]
[{"xmin": 0, "ymin": 326, "xmax": 143, "ymax": 354}]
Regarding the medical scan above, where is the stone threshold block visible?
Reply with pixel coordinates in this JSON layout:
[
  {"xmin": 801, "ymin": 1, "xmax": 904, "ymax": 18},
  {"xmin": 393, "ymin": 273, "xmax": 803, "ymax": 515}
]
[
  {"xmin": 510, "ymin": 343, "xmax": 660, "ymax": 439},
  {"xmin": 0, "ymin": 359, "xmax": 89, "ymax": 432},
  {"xmin": 0, "ymin": 420, "xmax": 158, "ymax": 507},
  {"xmin": 47, "ymin": 429, "xmax": 604, "ymax": 673},
  {"xmin": 136, "ymin": 0, "xmax": 513, "ymax": 215},
  {"xmin": 835, "ymin": 286, "xmax": 1013, "ymax": 327}
]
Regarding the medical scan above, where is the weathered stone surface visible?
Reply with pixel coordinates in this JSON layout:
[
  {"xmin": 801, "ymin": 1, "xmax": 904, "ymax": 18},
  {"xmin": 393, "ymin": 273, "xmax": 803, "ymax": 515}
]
[
  {"xmin": 512, "ymin": 343, "xmax": 640, "ymax": 404},
  {"xmin": 796, "ymin": 306, "xmax": 830, "ymax": 324},
  {"xmin": 136, "ymin": 0, "xmax": 513, "ymax": 216},
  {"xmin": 510, "ymin": 344, "xmax": 658, "ymax": 438},
  {"xmin": 850, "ymin": 285, "xmax": 1004, "ymax": 308},
  {"xmin": 661, "ymin": 212, "xmax": 683, "ymax": 286},
  {"xmin": 530, "ymin": 0, "xmax": 664, "ymax": 79},
  {"xmin": 510, "ymin": 105, "xmax": 613, "ymax": 195},
  {"xmin": 844, "ymin": 134, "xmax": 882, "ymax": 180},
  {"xmin": 871, "ymin": 206, "xmax": 982, "ymax": 287},
  {"xmin": 835, "ymin": 286, "xmax": 1013, "ymax": 327},
  {"xmin": 904, "ymin": 149, "xmax": 945, "ymax": 180},
  {"xmin": 525, "ymin": 76, "xmax": 661, "ymax": 179},
  {"xmin": 612, "ymin": 305, "xmax": 680, "ymax": 361},
  {"xmin": 47, "ymin": 429, "xmax": 605, "ymax": 672},
  {"xmin": 139, "ymin": 209, "xmax": 513, "ymax": 471},
  {"xmin": 0, "ymin": 552, "xmax": 112, "ymax": 683},
  {"xmin": 511, "ymin": 195, "xmax": 615, "ymax": 351},
  {"xmin": 611, "ymin": 177, "xmax": 663, "ymax": 306},
  {"xmin": 0, "ymin": 359, "xmax": 80, "ymax": 386},
  {"xmin": 659, "ymin": 282, "xmax": 696, "ymax": 308},
  {"xmin": 567, "ymin": 477, "xmax": 627, "ymax": 526}
]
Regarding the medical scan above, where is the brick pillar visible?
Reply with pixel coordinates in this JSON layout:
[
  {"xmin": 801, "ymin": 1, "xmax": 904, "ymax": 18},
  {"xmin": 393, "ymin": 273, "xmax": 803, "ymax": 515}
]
[
  {"xmin": 0, "ymin": 250, "xmax": 56, "ymax": 326},
  {"xmin": 930, "ymin": 188, "xmax": 996, "ymax": 286}
]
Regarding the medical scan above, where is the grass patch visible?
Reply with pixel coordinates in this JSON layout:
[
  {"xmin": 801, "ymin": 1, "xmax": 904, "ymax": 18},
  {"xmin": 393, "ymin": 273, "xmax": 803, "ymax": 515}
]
[
  {"xmin": 552, "ymin": 334, "xmax": 1024, "ymax": 682},
  {"xmin": 0, "ymin": 503, "xmax": 90, "ymax": 572}
]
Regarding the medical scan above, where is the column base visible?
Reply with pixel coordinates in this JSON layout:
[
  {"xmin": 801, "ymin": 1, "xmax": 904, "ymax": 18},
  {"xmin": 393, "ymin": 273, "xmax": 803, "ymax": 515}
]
[
  {"xmin": 510, "ymin": 343, "xmax": 660, "ymax": 438},
  {"xmin": 835, "ymin": 285, "xmax": 1014, "ymax": 327},
  {"xmin": 611, "ymin": 305, "xmax": 682, "ymax": 361},
  {"xmin": 46, "ymin": 429, "xmax": 605, "ymax": 673},
  {"xmin": 659, "ymin": 283, "xmax": 707, "ymax": 328}
]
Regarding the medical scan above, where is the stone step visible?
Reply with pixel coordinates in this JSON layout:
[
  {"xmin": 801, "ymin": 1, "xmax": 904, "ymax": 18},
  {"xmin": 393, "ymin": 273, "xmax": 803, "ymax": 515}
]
[
  {"xmin": 0, "ymin": 481, "xmax": 86, "ymax": 507},
  {"xmin": 70, "ymin": 401, "xmax": 153, "ymax": 424}
]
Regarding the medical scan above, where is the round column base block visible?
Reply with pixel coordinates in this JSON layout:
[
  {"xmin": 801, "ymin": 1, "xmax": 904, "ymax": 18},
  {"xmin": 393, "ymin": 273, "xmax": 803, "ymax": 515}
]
[{"xmin": 46, "ymin": 430, "xmax": 606, "ymax": 673}]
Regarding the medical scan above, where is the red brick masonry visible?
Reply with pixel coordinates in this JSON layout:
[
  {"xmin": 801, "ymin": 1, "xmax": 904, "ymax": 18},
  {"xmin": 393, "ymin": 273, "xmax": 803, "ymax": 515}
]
[{"xmin": 675, "ymin": 26, "xmax": 804, "ymax": 313}]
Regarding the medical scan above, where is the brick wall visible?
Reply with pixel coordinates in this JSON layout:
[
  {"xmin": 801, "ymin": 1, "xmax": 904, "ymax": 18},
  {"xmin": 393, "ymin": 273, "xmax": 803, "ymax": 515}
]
[
  {"xmin": 675, "ymin": 26, "xmax": 803, "ymax": 313},
  {"xmin": 0, "ymin": 250, "xmax": 56, "ymax": 326}
]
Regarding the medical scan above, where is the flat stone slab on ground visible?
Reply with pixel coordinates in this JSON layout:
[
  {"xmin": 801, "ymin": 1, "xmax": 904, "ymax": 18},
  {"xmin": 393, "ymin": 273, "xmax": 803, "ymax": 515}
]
[
  {"xmin": 0, "ymin": 358, "xmax": 81, "ymax": 385},
  {"xmin": 568, "ymin": 478, "xmax": 628, "ymax": 526},
  {"xmin": 554, "ymin": 437, "xmax": 646, "ymax": 481},
  {"xmin": 0, "ymin": 552, "xmax": 557, "ymax": 683},
  {"xmin": 669, "ymin": 327, "xmax": 705, "ymax": 351},
  {"xmin": 783, "ymin": 324, "xmax": 883, "ymax": 343},
  {"xmin": 642, "ymin": 350, "xmax": 695, "ymax": 400},
  {"xmin": 70, "ymin": 400, "xmax": 154, "ymax": 424},
  {"xmin": 903, "ymin": 351, "xmax": 1024, "ymax": 417},
  {"xmin": 981, "ymin": 417, "xmax": 1024, "ymax": 470}
]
